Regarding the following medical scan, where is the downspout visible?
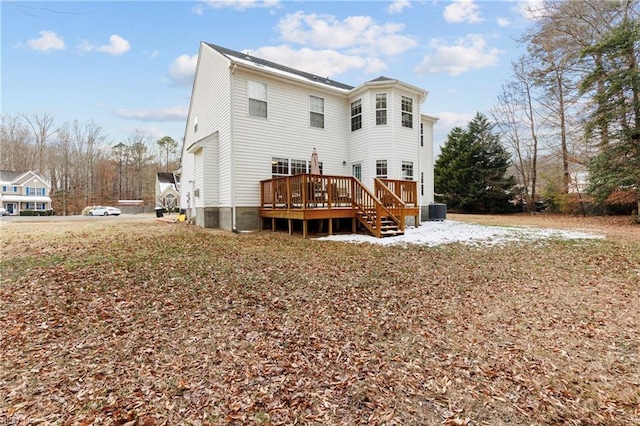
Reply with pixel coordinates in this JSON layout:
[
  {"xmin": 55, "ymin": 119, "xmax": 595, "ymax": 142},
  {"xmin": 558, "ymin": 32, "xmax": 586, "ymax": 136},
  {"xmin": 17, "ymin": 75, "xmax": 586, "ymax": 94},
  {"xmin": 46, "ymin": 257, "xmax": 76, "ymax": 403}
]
[{"xmin": 230, "ymin": 63, "xmax": 237, "ymax": 231}]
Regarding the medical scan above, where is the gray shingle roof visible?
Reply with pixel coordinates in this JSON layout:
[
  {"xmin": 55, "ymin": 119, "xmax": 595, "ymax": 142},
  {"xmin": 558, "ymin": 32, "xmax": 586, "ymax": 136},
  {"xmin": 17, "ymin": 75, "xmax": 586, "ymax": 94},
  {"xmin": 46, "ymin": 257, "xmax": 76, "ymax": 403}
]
[
  {"xmin": 0, "ymin": 170, "xmax": 26, "ymax": 182},
  {"xmin": 157, "ymin": 172, "xmax": 176, "ymax": 184},
  {"xmin": 206, "ymin": 43, "xmax": 355, "ymax": 91}
]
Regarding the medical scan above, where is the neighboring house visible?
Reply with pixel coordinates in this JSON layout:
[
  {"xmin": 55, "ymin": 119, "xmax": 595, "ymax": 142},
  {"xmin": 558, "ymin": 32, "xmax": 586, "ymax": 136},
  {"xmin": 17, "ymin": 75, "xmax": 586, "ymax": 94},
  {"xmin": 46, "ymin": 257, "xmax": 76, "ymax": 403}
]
[
  {"xmin": 156, "ymin": 172, "xmax": 180, "ymax": 210},
  {"xmin": 0, "ymin": 170, "xmax": 52, "ymax": 215},
  {"xmin": 178, "ymin": 42, "xmax": 438, "ymax": 232}
]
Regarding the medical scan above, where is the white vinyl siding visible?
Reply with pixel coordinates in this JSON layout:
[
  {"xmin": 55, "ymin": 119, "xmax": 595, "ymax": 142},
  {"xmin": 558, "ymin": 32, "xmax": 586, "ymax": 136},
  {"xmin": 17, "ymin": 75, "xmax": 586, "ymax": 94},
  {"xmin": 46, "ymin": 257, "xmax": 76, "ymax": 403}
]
[
  {"xmin": 180, "ymin": 43, "xmax": 229, "ymax": 209},
  {"xmin": 231, "ymin": 68, "xmax": 350, "ymax": 206}
]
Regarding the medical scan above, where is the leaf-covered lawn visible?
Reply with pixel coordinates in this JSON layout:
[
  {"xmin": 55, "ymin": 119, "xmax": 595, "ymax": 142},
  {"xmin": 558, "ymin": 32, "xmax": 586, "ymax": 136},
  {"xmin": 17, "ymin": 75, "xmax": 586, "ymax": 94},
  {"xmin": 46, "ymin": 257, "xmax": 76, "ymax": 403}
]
[{"xmin": 1, "ymin": 218, "xmax": 639, "ymax": 425}]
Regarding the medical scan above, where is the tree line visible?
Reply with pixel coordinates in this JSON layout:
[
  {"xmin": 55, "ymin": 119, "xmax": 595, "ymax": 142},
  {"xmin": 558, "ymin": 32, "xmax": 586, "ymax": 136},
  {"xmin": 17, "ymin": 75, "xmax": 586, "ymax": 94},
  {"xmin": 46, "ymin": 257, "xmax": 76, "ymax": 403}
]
[
  {"xmin": 437, "ymin": 0, "xmax": 639, "ymax": 217},
  {"xmin": 0, "ymin": 114, "xmax": 179, "ymax": 215}
]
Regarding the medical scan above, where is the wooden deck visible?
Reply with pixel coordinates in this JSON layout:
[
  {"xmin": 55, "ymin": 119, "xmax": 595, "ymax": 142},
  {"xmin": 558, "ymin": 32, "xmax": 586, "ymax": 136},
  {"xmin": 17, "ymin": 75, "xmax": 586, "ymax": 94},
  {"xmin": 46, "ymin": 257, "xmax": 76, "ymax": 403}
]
[{"xmin": 260, "ymin": 174, "xmax": 419, "ymax": 238}]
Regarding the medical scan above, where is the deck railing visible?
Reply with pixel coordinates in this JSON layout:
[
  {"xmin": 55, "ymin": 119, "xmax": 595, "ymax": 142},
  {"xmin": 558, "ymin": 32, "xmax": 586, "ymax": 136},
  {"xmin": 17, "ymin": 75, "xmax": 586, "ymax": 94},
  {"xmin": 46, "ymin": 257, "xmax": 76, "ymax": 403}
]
[
  {"xmin": 261, "ymin": 174, "xmax": 407, "ymax": 237},
  {"xmin": 377, "ymin": 178, "xmax": 418, "ymax": 206},
  {"xmin": 261, "ymin": 174, "xmax": 355, "ymax": 209}
]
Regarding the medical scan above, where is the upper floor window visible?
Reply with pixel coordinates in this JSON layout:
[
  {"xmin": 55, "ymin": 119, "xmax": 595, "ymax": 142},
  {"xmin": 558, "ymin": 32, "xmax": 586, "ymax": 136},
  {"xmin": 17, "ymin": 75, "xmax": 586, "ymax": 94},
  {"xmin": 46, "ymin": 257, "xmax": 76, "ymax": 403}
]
[
  {"xmin": 271, "ymin": 157, "xmax": 288, "ymax": 176},
  {"xmin": 310, "ymin": 96, "xmax": 324, "ymax": 128},
  {"xmin": 420, "ymin": 123, "xmax": 424, "ymax": 146},
  {"xmin": 26, "ymin": 187, "xmax": 45, "ymax": 196},
  {"xmin": 401, "ymin": 96, "xmax": 413, "ymax": 128},
  {"xmin": 291, "ymin": 159, "xmax": 307, "ymax": 175},
  {"xmin": 376, "ymin": 160, "xmax": 388, "ymax": 178},
  {"xmin": 376, "ymin": 93, "xmax": 387, "ymax": 125},
  {"xmin": 402, "ymin": 161, "xmax": 414, "ymax": 180},
  {"xmin": 351, "ymin": 99, "xmax": 362, "ymax": 131},
  {"xmin": 248, "ymin": 80, "xmax": 267, "ymax": 118},
  {"xmin": 1, "ymin": 186, "xmax": 6, "ymax": 192}
]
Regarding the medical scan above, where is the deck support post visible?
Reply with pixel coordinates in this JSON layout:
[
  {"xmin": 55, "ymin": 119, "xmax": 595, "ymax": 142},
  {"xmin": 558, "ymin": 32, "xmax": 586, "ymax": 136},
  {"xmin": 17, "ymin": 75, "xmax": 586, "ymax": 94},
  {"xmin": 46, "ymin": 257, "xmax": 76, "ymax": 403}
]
[
  {"xmin": 303, "ymin": 220, "xmax": 308, "ymax": 238},
  {"xmin": 272, "ymin": 217, "xmax": 275, "ymax": 232},
  {"xmin": 328, "ymin": 218, "xmax": 333, "ymax": 235},
  {"xmin": 288, "ymin": 218, "xmax": 292, "ymax": 235},
  {"xmin": 352, "ymin": 218, "xmax": 356, "ymax": 233}
]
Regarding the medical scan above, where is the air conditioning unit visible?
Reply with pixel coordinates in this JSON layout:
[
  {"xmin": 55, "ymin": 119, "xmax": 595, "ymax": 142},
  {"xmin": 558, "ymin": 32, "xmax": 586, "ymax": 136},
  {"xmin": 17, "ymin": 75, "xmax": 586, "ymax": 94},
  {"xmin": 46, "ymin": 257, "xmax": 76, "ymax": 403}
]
[{"xmin": 428, "ymin": 203, "xmax": 447, "ymax": 221}]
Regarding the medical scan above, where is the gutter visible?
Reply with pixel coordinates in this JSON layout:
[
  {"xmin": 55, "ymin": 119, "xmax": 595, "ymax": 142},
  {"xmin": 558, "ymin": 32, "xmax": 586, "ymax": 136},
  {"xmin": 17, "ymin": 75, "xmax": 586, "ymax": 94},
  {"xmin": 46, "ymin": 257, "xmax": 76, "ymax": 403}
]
[{"xmin": 230, "ymin": 63, "xmax": 237, "ymax": 231}]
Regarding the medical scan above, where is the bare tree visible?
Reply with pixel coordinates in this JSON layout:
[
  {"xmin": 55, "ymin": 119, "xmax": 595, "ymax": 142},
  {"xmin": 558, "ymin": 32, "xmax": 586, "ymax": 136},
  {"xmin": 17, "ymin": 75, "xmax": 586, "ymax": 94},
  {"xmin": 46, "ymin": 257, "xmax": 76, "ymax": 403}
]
[
  {"xmin": 492, "ymin": 57, "xmax": 542, "ymax": 212},
  {"xmin": 0, "ymin": 115, "xmax": 33, "ymax": 171},
  {"xmin": 21, "ymin": 113, "xmax": 55, "ymax": 175},
  {"xmin": 156, "ymin": 136, "xmax": 178, "ymax": 172}
]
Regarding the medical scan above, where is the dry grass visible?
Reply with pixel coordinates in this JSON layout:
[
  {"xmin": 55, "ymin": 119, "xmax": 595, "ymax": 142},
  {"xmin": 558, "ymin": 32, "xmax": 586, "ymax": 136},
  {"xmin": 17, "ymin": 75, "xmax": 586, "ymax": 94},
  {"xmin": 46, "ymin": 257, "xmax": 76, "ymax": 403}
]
[{"xmin": 1, "ymin": 216, "xmax": 639, "ymax": 425}]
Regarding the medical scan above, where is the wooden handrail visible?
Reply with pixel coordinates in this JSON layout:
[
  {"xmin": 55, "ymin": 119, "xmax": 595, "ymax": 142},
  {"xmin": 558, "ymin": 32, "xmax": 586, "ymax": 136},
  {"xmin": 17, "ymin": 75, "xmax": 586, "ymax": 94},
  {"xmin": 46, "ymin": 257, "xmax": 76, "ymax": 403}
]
[
  {"xmin": 374, "ymin": 178, "xmax": 405, "ymax": 231},
  {"xmin": 378, "ymin": 178, "xmax": 417, "ymax": 206}
]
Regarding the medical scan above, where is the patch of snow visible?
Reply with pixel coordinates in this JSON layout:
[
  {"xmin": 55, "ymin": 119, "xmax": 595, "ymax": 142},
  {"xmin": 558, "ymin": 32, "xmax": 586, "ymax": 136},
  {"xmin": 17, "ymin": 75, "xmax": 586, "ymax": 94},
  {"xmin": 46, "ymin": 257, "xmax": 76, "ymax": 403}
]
[{"xmin": 315, "ymin": 220, "xmax": 605, "ymax": 246}]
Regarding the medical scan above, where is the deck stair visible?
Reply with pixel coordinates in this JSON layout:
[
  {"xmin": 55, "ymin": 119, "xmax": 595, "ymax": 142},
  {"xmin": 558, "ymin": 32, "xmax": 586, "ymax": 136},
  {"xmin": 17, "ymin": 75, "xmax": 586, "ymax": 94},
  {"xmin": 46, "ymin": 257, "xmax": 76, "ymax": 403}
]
[
  {"xmin": 356, "ymin": 208, "xmax": 403, "ymax": 237},
  {"xmin": 352, "ymin": 179, "xmax": 405, "ymax": 238}
]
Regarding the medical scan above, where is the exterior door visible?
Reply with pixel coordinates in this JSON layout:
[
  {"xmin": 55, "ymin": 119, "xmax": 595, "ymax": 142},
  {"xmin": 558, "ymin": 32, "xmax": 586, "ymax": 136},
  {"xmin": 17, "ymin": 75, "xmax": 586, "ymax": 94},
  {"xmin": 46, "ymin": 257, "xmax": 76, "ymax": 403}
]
[{"xmin": 352, "ymin": 163, "xmax": 362, "ymax": 181}]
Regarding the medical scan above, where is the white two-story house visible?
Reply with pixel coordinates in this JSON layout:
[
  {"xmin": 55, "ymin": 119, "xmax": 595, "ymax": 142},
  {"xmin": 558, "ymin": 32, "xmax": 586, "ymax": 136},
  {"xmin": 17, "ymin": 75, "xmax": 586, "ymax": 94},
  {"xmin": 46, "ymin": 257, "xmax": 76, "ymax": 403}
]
[
  {"xmin": 178, "ymin": 42, "xmax": 437, "ymax": 236},
  {"xmin": 0, "ymin": 170, "xmax": 52, "ymax": 215}
]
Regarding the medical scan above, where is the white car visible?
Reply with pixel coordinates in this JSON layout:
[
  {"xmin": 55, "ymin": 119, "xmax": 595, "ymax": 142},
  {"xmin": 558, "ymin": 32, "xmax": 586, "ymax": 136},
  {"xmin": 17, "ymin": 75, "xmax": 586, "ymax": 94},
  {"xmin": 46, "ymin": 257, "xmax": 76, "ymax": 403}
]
[
  {"xmin": 88, "ymin": 206, "xmax": 121, "ymax": 216},
  {"xmin": 0, "ymin": 207, "xmax": 6, "ymax": 216}
]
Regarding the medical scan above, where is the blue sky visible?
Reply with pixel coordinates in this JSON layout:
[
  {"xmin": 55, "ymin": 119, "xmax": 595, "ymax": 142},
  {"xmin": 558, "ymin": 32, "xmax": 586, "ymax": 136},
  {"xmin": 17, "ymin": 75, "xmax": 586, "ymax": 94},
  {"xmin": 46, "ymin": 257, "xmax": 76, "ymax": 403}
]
[{"xmin": 1, "ymin": 0, "xmax": 540, "ymax": 153}]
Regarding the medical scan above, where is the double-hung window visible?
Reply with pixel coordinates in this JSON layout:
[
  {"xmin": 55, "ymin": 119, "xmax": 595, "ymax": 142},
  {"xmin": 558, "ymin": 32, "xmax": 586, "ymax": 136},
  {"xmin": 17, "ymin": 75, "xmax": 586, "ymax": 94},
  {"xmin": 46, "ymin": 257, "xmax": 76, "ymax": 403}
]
[
  {"xmin": 401, "ymin": 96, "xmax": 413, "ymax": 128},
  {"xmin": 248, "ymin": 80, "xmax": 267, "ymax": 118},
  {"xmin": 291, "ymin": 159, "xmax": 307, "ymax": 175},
  {"xmin": 310, "ymin": 96, "xmax": 324, "ymax": 128},
  {"xmin": 271, "ymin": 157, "xmax": 288, "ymax": 176},
  {"xmin": 420, "ymin": 123, "xmax": 424, "ymax": 146},
  {"xmin": 402, "ymin": 161, "xmax": 414, "ymax": 180},
  {"xmin": 376, "ymin": 160, "xmax": 388, "ymax": 178},
  {"xmin": 351, "ymin": 99, "xmax": 362, "ymax": 131},
  {"xmin": 376, "ymin": 93, "xmax": 387, "ymax": 125},
  {"xmin": 26, "ymin": 187, "xmax": 45, "ymax": 196}
]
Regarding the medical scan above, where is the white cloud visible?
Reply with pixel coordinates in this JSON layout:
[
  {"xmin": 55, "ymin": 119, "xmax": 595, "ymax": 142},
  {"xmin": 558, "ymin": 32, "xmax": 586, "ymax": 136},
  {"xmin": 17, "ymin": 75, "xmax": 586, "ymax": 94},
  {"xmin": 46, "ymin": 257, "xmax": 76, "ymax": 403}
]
[
  {"xmin": 433, "ymin": 111, "xmax": 475, "ymax": 130},
  {"xmin": 97, "ymin": 35, "xmax": 130, "ymax": 56},
  {"xmin": 26, "ymin": 31, "xmax": 65, "ymax": 52},
  {"xmin": 443, "ymin": 0, "xmax": 483, "ymax": 24},
  {"xmin": 79, "ymin": 35, "xmax": 130, "ymax": 56},
  {"xmin": 113, "ymin": 106, "xmax": 188, "ymax": 122},
  {"xmin": 169, "ymin": 54, "xmax": 198, "ymax": 86},
  {"xmin": 277, "ymin": 12, "xmax": 417, "ymax": 56},
  {"xmin": 388, "ymin": 0, "xmax": 411, "ymax": 14},
  {"xmin": 249, "ymin": 45, "xmax": 387, "ymax": 78},
  {"xmin": 192, "ymin": 3, "xmax": 205, "ymax": 15},
  {"xmin": 145, "ymin": 50, "xmax": 160, "ymax": 59},
  {"xmin": 201, "ymin": 0, "xmax": 280, "ymax": 11},
  {"xmin": 414, "ymin": 34, "xmax": 502, "ymax": 76},
  {"xmin": 497, "ymin": 17, "xmax": 511, "ymax": 27}
]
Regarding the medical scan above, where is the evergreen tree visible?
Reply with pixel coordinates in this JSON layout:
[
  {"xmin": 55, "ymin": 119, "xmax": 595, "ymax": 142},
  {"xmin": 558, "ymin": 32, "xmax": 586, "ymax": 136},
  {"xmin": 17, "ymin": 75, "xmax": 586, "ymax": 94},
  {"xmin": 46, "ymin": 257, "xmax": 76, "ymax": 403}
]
[
  {"xmin": 580, "ymin": 17, "xmax": 640, "ymax": 214},
  {"xmin": 435, "ymin": 113, "xmax": 516, "ymax": 213}
]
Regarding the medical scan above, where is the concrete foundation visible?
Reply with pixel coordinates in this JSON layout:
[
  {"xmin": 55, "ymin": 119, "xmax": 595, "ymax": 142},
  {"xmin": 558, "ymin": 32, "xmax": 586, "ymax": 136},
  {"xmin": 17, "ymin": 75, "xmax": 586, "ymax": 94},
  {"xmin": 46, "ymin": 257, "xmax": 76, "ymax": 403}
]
[{"xmin": 195, "ymin": 206, "xmax": 260, "ymax": 231}]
